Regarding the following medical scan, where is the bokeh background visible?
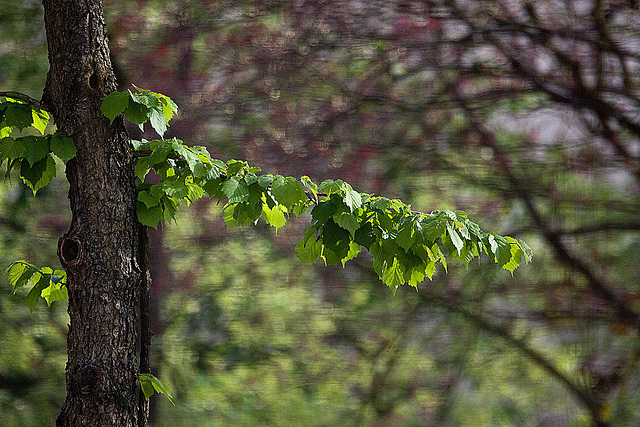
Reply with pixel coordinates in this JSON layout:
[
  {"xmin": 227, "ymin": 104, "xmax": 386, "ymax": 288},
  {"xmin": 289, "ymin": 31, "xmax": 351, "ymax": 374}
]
[{"xmin": 2, "ymin": 1, "xmax": 640, "ymax": 425}]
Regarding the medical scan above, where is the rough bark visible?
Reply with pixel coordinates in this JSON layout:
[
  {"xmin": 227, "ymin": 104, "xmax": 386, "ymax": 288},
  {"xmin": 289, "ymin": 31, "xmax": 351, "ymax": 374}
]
[{"xmin": 41, "ymin": 0, "xmax": 146, "ymax": 425}]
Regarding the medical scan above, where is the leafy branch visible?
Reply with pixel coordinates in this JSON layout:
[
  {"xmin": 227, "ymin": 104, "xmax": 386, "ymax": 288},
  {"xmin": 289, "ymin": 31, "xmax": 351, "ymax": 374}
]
[
  {"xmin": 99, "ymin": 86, "xmax": 533, "ymax": 292},
  {"xmin": 5, "ymin": 261, "xmax": 68, "ymax": 312},
  {"xmin": 139, "ymin": 373, "xmax": 174, "ymax": 405},
  {"xmin": 0, "ymin": 93, "xmax": 76, "ymax": 194},
  {"xmin": 0, "ymin": 91, "xmax": 49, "ymax": 112}
]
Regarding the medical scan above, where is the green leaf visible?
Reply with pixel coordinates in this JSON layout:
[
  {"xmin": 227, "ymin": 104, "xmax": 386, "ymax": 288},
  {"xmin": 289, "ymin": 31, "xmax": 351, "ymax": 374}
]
[
  {"xmin": 0, "ymin": 125, "xmax": 11, "ymax": 138},
  {"xmin": 396, "ymin": 221, "xmax": 415, "ymax": 251},
  {"xmin": 502, "ymin": 240, "xmax": 525, "ymax": 275},
  {"xmin": 24, "ymin": 274, "xmax": 51, "ymax": 312},
  {"xmin": 140, "ymin": 373, "xmax": 175, "ymax": 405},
  {"xmin": 382, "ymin": 258, "xmax": 404, "ymax": 290},
  {"xmin": 295, "ymin": 227, "xmax": 322, "ymax": 264},
  {"xmin": 407, "ymin": 265, "xmax": 426, "ymax": 288},
  {"xmin": 341, "ymin": 240, "xmax": 361, "ymax": 267},
  {"xmin": 192, "ymin": 161, "xmax": 215, "ymax": 180},
  {"xmin": 446, "ymin": 223, "xmax": 464, "ymax": 255},
  {"xmin": 21, "ymin": 136, "xmax": 50, "ymax": 166},
  {"xmin": 203, "ymin": 177, "xmax": 224, "ymax": 199},
  {"xmin": 517, "ymin": 238, "xmax": 533, "ymax": 262},
  {"xmin": 135, "ymin": 158, "xmax": 151, "ymax": 181},
  {"xmin": 293, "ymin": 202, "xmax": 308, "ymax": 217},
  {"xmin": 4, "ymin": 103, "xmax": 33, "ymax": 130},
  {"xmin": 300, "ymin": 175, "xmax": 318, "ymax": 202},
  {"xmin": 0, "ymin": 137, "xmax": 25, "ymax": 160},
  {"xmin": 222, "ymin": 177, "xmax": 250, "ymax": 203},
  {"xmin": 20, "ymin": 154, "xmax": 56, "ymax": 195},
  {"xmin": 488, "ymin": 234, "xmax": 498, "ymax": 256},
  {"xmin": 130, "ymin": 92, "xmax": 160, "ymax": 109},
  {"xmin": 492, "ymin": 235, "xmax": 512, "ymax": 268},
  {"xmin": 263, "ymin": 203, "xmax": 287, "ymax": 230},
  {"xmin": 50, "ymin": 131, "xmax": 76, "ymax": 163},
  {"xmin": 31, "ymin": 108, "xmax": 50, "ymax": 135},
  {"xmin": 354, "ymin": 222, "xmax": 377, "ymax": 249},
  {"xmin": 368, "ymin": 197, "xmax": 392, "ymax": 212},
  {"xmin": 174, "ymin": 144, "xmax": 202, "ymax": 174},
  {"xmin": 101, "ymin": 91, "xmax": 131, "ymax": 123},
  {"xmin": 321, "ymin": 219, "xmax": 351, "ymax": 265},
  {"xmin": 333, "ymin": 207, "xmax": 360, "ymax": 236},
  {"xmin": 257, "ymin": 174, "xmax": 274, "ymax": 189},
  {"xmin": 149, "ymin": 107, "xmax": 167, "ymax": 137},
  {"xmin": 271, "ymin": 176, "xmax": 306, "ymax": 210},
  {"xmin": 160, "ymin": 98, "xmax": 178, "ymax": 123},
  {"xmin": 123, "ymin": 102, "xmax": 150, "ymax": 130},
  {"xmin": 138, "ymin": 190, "xmax": 161, "ymax": 208},
  {"xmin": 311, "ymin": 198, "xmax": 335, "ymax": 226},
  {"xmin": 41, "ymin": 281, "xmax": 68, "ymax": 306},
  {"xmin": 131, "ymin": 139, "xmax": 150, "ymax": 151},
  {"xmin": 137, "ymin": 202, "xmax": 163, "ymax": 229},
  {"xmin": 160, "ymin": 179, "xmax": 190, "ymax": 199},
  {"xmin": 140, "ymin": 377, "xmax": 155, "ymax": 400},
  {"xmin": 342, "ymin": 183, "xmax": 362, "ymax": 212},
  {"xmin": 319, "ymin": 179, "xmax": 343, "ymax": 195},
  {"xmin": 6, "ymin": 261, "xmax": 38, "ymax": 291},
  {"xmin": 226, "ymin": 159, "xmax": 246, "ymax": 177}
]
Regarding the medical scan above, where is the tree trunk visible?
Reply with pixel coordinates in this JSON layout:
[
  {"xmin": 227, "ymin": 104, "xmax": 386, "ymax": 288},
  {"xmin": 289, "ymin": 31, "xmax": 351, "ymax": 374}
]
[{"xmin": 41, "ymin": 1, "xmax": 146, "ymax": 425}]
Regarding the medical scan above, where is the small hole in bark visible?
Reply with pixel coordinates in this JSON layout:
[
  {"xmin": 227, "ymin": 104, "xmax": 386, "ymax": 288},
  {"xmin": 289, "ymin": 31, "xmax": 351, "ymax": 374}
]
[
  {"xmin": 88, "ymin": 72, "xmax": 98, "ymax": 89},
  {"xmin": 61, "ymin": 238, "xmax": 81, "ymax": 264}
]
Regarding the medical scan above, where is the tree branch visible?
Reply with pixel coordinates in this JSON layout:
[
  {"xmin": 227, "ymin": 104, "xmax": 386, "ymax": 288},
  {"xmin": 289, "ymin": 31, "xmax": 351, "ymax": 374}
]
[
  {"xmin": 0, "ymin": 91, "xmax": 49, "ymax": 112},
  {"xmin": 419, "ymin": 289, "xmax": 606, "ymax": 426}
]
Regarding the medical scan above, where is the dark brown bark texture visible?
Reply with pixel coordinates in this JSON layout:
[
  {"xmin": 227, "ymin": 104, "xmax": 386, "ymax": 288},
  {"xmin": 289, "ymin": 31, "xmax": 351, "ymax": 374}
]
[{"xmin": 41, "ymin": 0, "xmax": 145, "ymax": 425}]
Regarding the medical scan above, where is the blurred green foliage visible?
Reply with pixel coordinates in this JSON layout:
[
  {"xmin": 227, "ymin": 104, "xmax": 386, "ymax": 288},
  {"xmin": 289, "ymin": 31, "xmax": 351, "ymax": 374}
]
[{"xmin": 2, "ymin": 0, "xmax": 640, "ymax": 426}]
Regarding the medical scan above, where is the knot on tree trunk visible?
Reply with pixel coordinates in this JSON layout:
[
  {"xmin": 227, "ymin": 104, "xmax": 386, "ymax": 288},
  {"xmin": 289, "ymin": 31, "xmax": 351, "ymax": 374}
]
[{"xmin": 58, "ymin": 235, "xmax": 83, "ymax": 267}]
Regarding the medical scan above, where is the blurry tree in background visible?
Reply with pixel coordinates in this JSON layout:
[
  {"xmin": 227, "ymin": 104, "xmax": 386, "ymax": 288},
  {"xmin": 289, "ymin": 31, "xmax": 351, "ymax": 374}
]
[{"xmin": 2, "ymin": 0, "xmax": 640, "ymax": 426}]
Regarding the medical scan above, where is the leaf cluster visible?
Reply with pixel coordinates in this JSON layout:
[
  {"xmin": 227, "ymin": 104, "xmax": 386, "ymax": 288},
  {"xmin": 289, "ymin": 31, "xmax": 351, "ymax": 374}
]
[
  {"xmin": 107, "ymin": 87, "xmax": 532, "ymax": 290},
  {"xmin": 5, "ymin": 261, "xmax": 68, "ymax": 312},
  {"xmin": 101, "ymin": 84, "xmax": 178, "ymax": 136},
  {"xmin": 130, "ymin": 133, "xmax": 532, "ymax": 290},
  {"xmin": 0, "ymin": 94, "xmax": 76, "ymax": 194},
  {"xmin": 139, "ymin": 373, "xmax": 174, "ymax": 405}
]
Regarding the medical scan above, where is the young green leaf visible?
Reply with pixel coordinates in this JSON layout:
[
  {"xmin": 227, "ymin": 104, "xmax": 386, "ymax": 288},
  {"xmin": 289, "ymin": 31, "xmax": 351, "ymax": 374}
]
[
  {"xmin": 333, "ymin": 207, "xmax": 360, "ymax": 236},
  {"xmin": 263, "ymin": 203, "xmax": 287, "ymax": 231},
  {"xmin": 123, "ymin": 102, "xmax": 150, "ymax": 131},
  {"xmin": 6, "ymin": 261, "xmax": 38, "ymax": 291},
  {"xmin": 3, "ymin": 103, "xmax": 33, "ymax": 130},
  {"xmin": 0, "ymin": 137, "xmax": 25, "ymax": 160},
  {"xmin": 50, "ymin": 131, "xmax": 76, "ymax": 163},
  {"xmin": 270, "ymin": 176, "xmax": 306, "ymax": 210},
  {"xmin": 148, "ymin": 107, "xmax": 167, "ymax": 137},
  {"xmin": 139, "ymin": 373, "xmax": 175, "ymax": 405},
  {"xmin": 21, "ymin": 136, "xmax": 50, "ymax": 166},
  {"xmin": 295, "ymin": 226, "xmax": 322, "ymax": 264},
  {"xmin": 31, "ymin": 108, "xmax": 50, "ymax": 135},
  {"xmin": 24, "ymin": 274, "xmax": 52, "ymax": 312},
  {"xmin": 222, "ymin": 176, "xmax": 250, "ymax": 203},
  {"xmin": 20, "ymin": 154, "xmax": 56, "ymax": 195},
  {"xmin": 41, "ymin": 281, "xmax": 68, "ymax": 306},
  {"xmin": 342, "ymin": 183, "xmax": 362, "ymax": 212},
  {"xmin": 101, "ymin": 90, "xmax": 131, "ymax": 123},
  {"xmin": 446, "ymin": 223, "xmax": 464, "ymax": 255},
  {"xmin": 137, "ymin": 203, "xmax": 163, "ymax": 229},
  {"xmin": 138, "ymin": 190, "xmax": 161, "ymax": 209}
]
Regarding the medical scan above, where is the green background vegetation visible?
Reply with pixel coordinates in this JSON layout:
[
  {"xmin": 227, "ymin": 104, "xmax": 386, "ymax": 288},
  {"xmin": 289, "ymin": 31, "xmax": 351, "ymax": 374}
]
[{"xmin": 2, "ymin": 1, "xmax": 639, "ymax": 425}]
